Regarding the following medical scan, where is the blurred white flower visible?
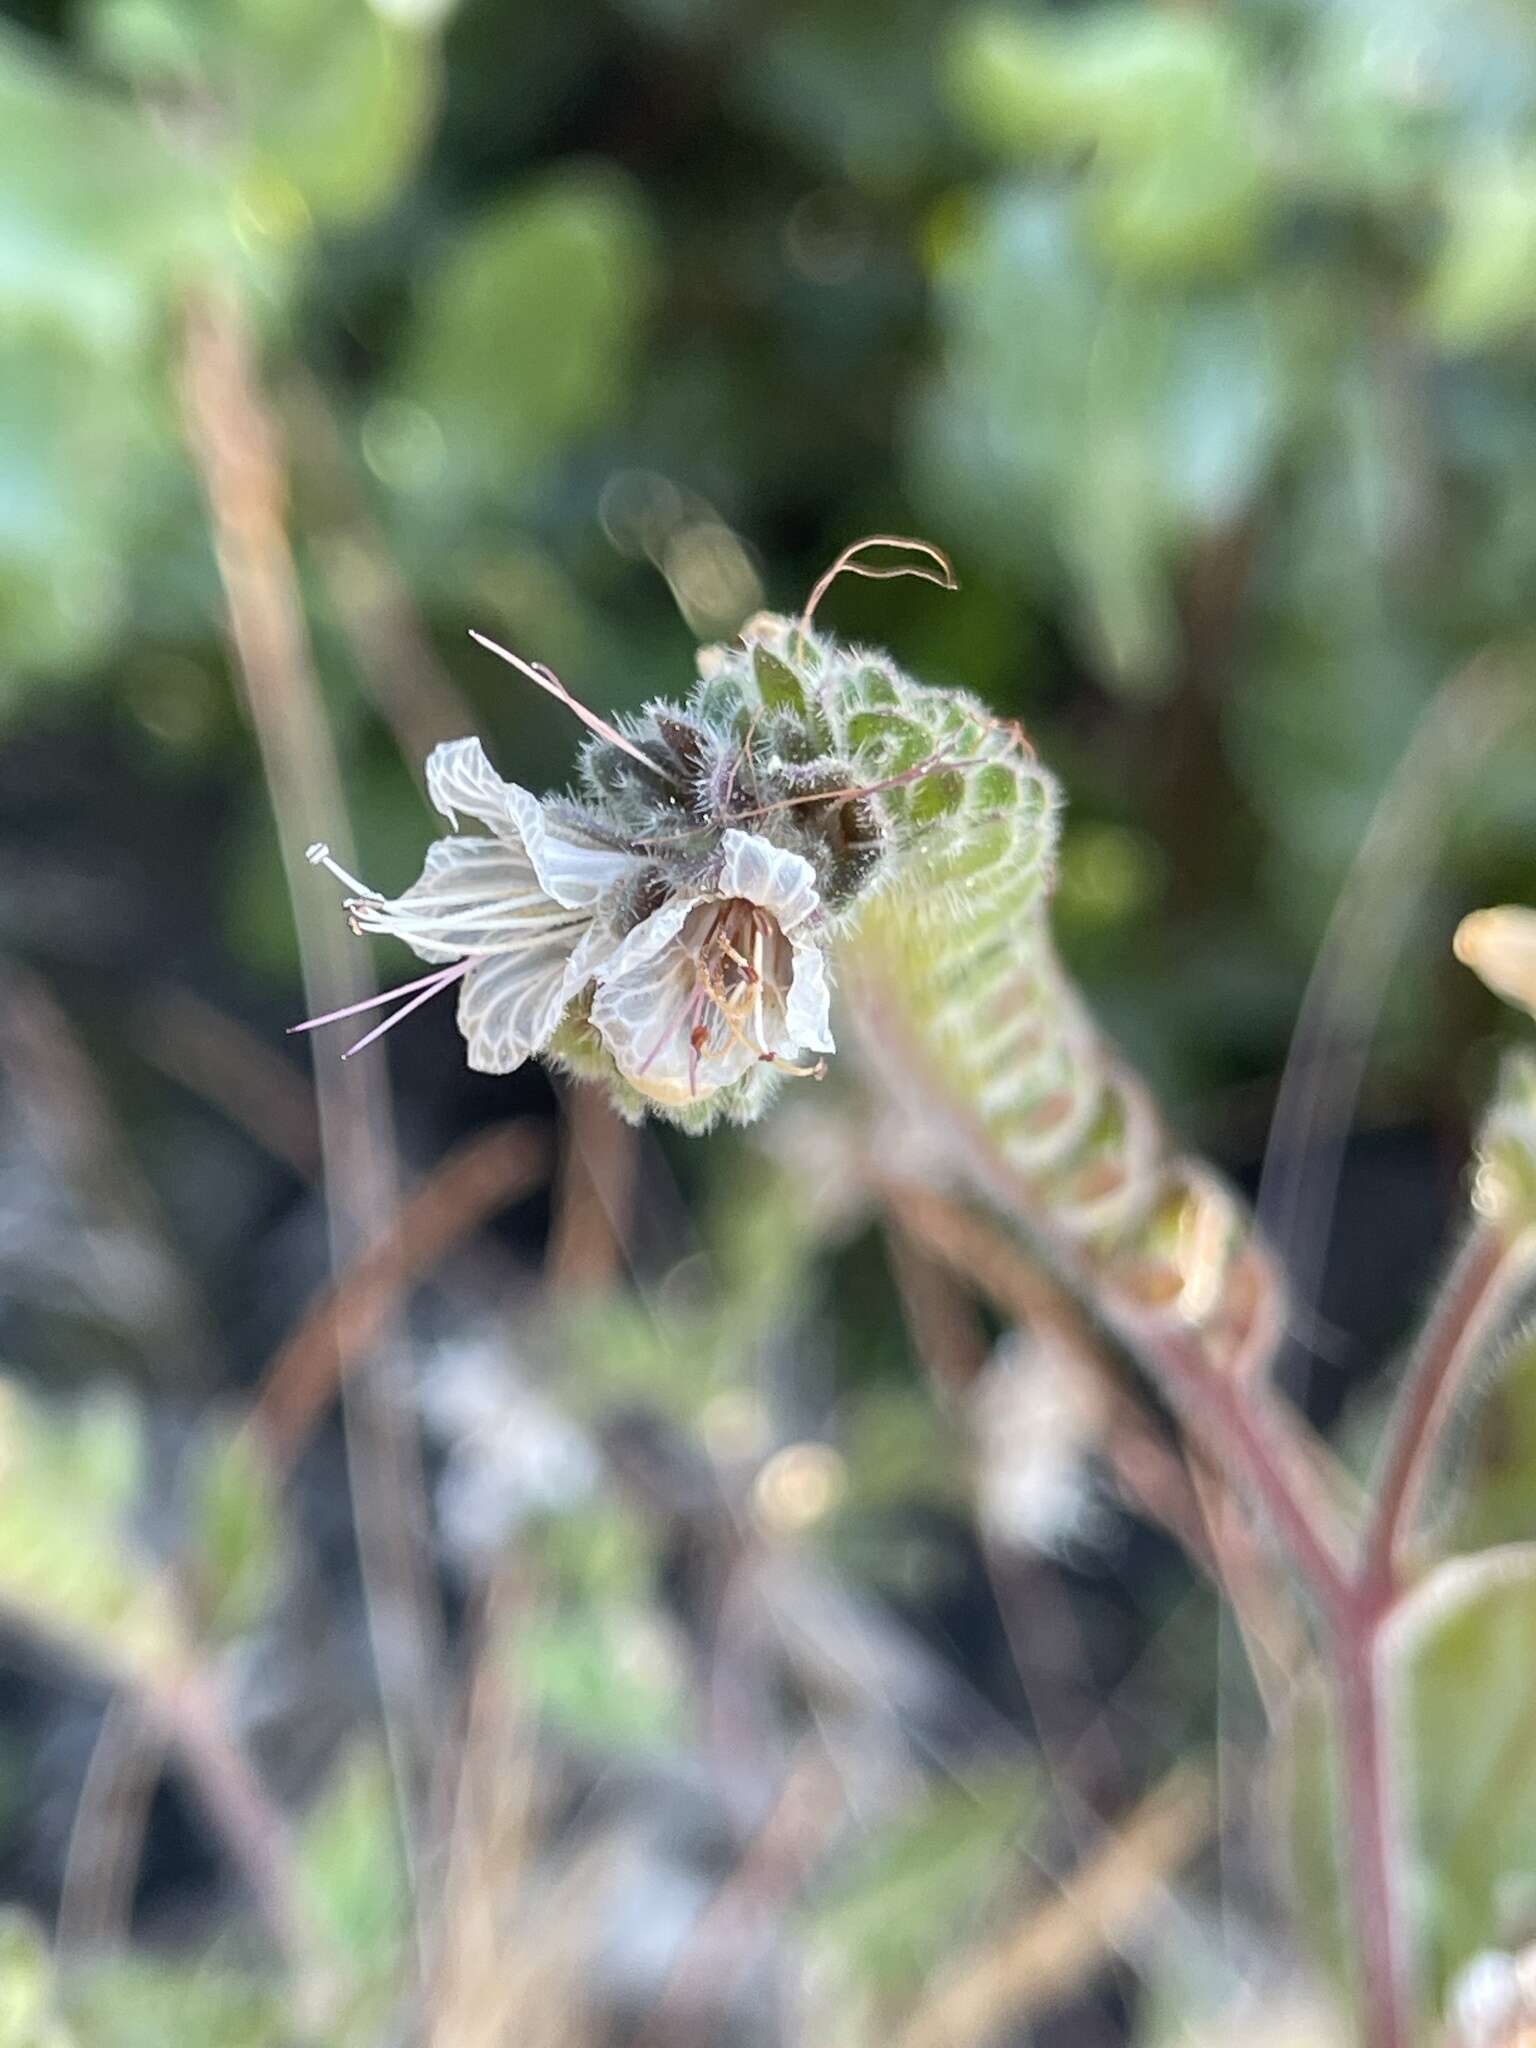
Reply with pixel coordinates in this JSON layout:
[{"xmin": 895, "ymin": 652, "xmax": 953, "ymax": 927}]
[
  {"xmin": 970, "ymin": 1332, "xmax": 1110, "ymax": 1560},
  {"xmin": 1446, "ymin": 1944, "xmax": 1536, "ymax": 2046},
  {"xmin": 300, "ymin": 738, "xmax": 834, "ymax": 1107},
  {"xmin": 419, "ymin": 1334, "xmax": 598, "ymax": 1565}
]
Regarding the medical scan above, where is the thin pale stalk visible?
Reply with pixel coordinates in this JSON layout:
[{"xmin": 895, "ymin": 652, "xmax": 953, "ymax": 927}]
[
  {"xmin": 1257, "ymin": 656, "xmax": 1527, "ymax": 1403},
  {"xmin": 57, "ymin": 1691, "xmax": 163, "ymax": 1954},
  {"xmin": 178, "ymin": 293, "xmax": 444, "ymax": 1938},
  {"xmin": 147, "ymin": 1667, "xmax": 311, "ymax": 1980}
]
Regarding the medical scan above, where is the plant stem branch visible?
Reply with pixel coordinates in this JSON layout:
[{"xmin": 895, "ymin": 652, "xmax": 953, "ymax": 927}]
[
  {"xmin": 147, "ymin": 1667, "xmax": 310, "ymax": 1978},
  {"xmin": 1359, "ymin": 1222, "xmax": 1529, "ymax": 1598},
  {"xmin": 1332, "ymin": 1615, "xmax": 1411, "ymax": 2048}
]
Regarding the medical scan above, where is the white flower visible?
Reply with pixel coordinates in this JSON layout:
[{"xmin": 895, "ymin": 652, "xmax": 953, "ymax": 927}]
[
  {"xmin": 591, "ymin": 828, "xmax": 834, "ymax": 1107},
  {"xmin": 298, "ymin": 737, "xmax": 835, "ymax": 1107},
  {"xmin": 343, "ymin": 738, "xmax": 636, "ymax": 1074},
  {"xmin": 971, "ymin": 1333, "xmax": 1110, "ymax": 1560},
  {"xmin": 418, "ymin": 1332, "xmax": 598, "ymax": 1565}
]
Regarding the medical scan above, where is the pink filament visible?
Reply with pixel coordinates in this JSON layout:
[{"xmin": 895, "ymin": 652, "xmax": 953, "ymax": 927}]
[{"xmin": 288, "ymin": 956, "xmax": 472, "ymax": 1059}]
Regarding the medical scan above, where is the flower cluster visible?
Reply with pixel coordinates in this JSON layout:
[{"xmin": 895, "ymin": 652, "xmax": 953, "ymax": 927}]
[
  {"xmin": 297, "ymin": 605, "xmax": 1050, "ymax": 1132},
  {"xmin": 303, "ymin": 736, "xmax": 836, "ymax": 1126}
]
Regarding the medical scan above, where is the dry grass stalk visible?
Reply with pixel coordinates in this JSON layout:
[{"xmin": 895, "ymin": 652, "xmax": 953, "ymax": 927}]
[
  {"xmin": 179, "ymin": 290, "xmax": 444, "ymax": 1885},
  {"xmin": 251, "ymin": 1118, "xmax": 547, "ymax": 1465},
  {"xmin": 893, "ymin": 1764, "xmax": 1212, "ymax": 2048},
  {"xmin": 545, "ymin": 1084, "xmax": 640, "ymax": 1294}
]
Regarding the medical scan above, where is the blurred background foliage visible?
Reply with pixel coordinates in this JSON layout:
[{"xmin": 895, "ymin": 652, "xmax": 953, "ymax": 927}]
[{"xmin": 8, "ymin": 0, "xmax": 1536, "ymax": 2041}]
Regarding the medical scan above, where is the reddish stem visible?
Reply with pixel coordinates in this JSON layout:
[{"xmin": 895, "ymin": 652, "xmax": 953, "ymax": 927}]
[
  {"xmin": 1330, "ymin": 1219, "xmax": 1530, "ymax": 2048},
  {"xmin": 1130, "ymin": 1318, "xmax": 1354, "ymax": 1625},
  {"xmin": 1332, "ymin": 1604, "xmax": 1412, "ymax": 2048},
  {"xmin": 1359, "ymin": 1222, "xmax": 1522, "ymax": 1600}
]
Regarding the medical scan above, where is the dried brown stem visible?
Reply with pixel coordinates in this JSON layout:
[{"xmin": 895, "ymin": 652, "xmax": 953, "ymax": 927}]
[
  {"xmin": 146, "ymin": 1666, "xmax": 310, "ymax": 1977},
  {"xmin": 0, "ymin": 963, "xmax": 225, "ymax": 1384},
  {"xmin": 253, "ymin": 1118, "xmax": 548, "ymax": 1465},
  {"xmin": 545, "ymin": 1084, "xmax": 639, "ymax": 1294},
  {"xmin": 133, "ymin": 982, "xmax": 322, "ymax": 1178},
  {"xmin": 879, "ymin": 1179, "xmax": 1216, "ymax": 1572},
  {"xmin": 883, "ymin": 1212, "xmax": 995, "ymax": 1399},
  {"xmin": 179, "ymin": 291, "xmax": 444, "ymax": 1878},
  {"xmin": 894, "ymin": 1764, "xmax": 1211, "ymax": 2048},
  {"xmin": 629, "ymin": 1739, "xmax": 845, "ymax": 2048},
  {"xmin": 57, "ymin": 1691, "xmax": 164, "ymax": 1955}
]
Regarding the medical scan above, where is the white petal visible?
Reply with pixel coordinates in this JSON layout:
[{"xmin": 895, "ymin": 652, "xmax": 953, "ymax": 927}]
[
  {"xmin": 352, "ymin": 836, "xmax": 589, "ymax": 965},
  {"xmin": 589, "ymin": 894, "xmax": 697, "ymax": 987},
  {"xmin": 426, "ymin": 738, "xmax": 521, "ymax": 832},
  {"xmin": 589, "ymin": 907, "xmax": 756, "ymax": 1104},
  {"xmin": 718, "ymin": 830, "xmax": 820, "ymax": 931},
  {"xmin": 559, "ymin": 906, "xmax": 624, "ymax": 1002},
  {"xmin": 426, "ymin": 739, "xmax": 635, "ymax": 909},
  {"xmin": 516, "ymin": 792, "xmax": 639, "ymax": 909},
  {"xmin": 784, "ymin": 939, "xmax": 836, "ymax": 1054},
  {"xmin": 456, "ymin": 945, "xmax": 573, "ymax": 1074}
]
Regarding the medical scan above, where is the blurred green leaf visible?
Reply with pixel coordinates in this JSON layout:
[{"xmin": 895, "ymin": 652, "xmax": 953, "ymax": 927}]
[
  {"xmin": 1426, "ymin": 157, "xmax": 1536, "ymax": 352},
  {"xmin": 950, "ymin": 8, "xmax": 1227, "ymax": 159},
  {"xmin": 392, "ymin": 166, "xmax": 658, "ymax": 499},
  {"xmin": 243, "ymin": 8, "xmax": 436, "ymax": 227},
  {"xmin": 521, "ymin": 1603, "xmax": 687, "ymax": 1750},
  {"xmin": 180, "ymin": 1423, "xmax": 285, "ymax": 1643},
  {"xmin": 913, "ymin": 191, "xmax": 1286, "ymax": 692},
  {"xmin": 810, "ymin": 1768, "xmax": 1039, "ymax": 2005},
  {"xmin": 297, "ymin": 1745, "xmax": 407, "ymax": 1982},
  {"xmin": 0, "ymin": 26, "xmax": 226, "ymax": 351},
  {"xmin": 61, "ymin": 1955, "xmax": 281, "ymax": 2048},
  {"xmin": 0, "ymin": 1382, "xmax": 185, "ymax": 1682},
  {"xmin": 742, "ymin": 0, "xmax": 949, "ymax": 191},
  {"xmin": 0, "ymin": 1915, "xmax": 74, "ymax": 2048},
  {"xmin": 838, "ymin": 1389, "xmax": 968, "ymax": 1513},
  {"xmin": 87, "ymin": 0, "xmax": 438, "ymax": 226}
]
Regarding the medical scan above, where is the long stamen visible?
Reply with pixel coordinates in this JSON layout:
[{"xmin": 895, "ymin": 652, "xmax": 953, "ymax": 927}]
[
  {"xmin": 639, "ymin": 979, "xmax": 707, "ymax": 1079},
  {"xmin": 288, "ymin": 961, "xmax": 469, "ymax": 1035},
  {"xmin": 686, "ymin": 984, "xmax": 711, "ymax": 1098},
  {"xmin": 305, "ymin": 841, "xmax": 381, "ymax": 900},
  {"xmin": 762, "ymin": 1052, "xmax": 827, "ymax": 1080},
  {"xmin": 341, "ymin": 959, "xmax": 473, "ymax": 1059}
]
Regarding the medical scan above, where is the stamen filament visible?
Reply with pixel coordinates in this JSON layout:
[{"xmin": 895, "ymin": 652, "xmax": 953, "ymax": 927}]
[
  {"xmin": 342, "ymin": 959, "xmax": 473, "ymax": 1058},
  {"xmin": 288, "ymin": 960, "xmax": 470, "ymax": 1035},
  {"xmin": 306, "ymin": 842, "xmax": 381, "ymax": 900}
]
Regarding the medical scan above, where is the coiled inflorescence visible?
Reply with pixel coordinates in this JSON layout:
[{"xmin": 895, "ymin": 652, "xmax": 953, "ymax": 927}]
[{"xmin": 303, "ymin": 607, "xmax": 1255, "ymax": 1329}]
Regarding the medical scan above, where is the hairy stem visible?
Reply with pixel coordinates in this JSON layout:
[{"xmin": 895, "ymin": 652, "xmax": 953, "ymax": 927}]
[
  {"xmin": 1359, "ymin": 1222, "xmax": 1530, "ymax": 1599},
  {"xmin": 1144, "ymin": 1326, "xmax": 1354, "ymax": 1619},
  {"xmin": 1333, "ymin": 1612, "xmax": 1412, "ymax": 2048}
]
